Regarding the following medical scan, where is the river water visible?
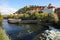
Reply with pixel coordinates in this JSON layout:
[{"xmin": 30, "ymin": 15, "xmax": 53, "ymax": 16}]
[{"xmin": 2, "ymin": 19, "xmax": 60, "ymax": 40}]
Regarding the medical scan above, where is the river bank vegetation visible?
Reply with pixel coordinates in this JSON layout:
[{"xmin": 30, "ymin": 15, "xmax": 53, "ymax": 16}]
[
  {"xmin": 1, "ymin": 7, "xmax": 60, "ymax": 40},
  {"xmin": 6, "ymin": 11, "xmax": 59, "ymax": 23},
  {"xmin": 2, "ymin": 5, "xmax": 59, "ymax": 28},
  {"xmin": 4, "ymin": 11, "xmax": 60, "ymax": 28},
  {"xmin": 0, "ymin": 12, "xmax": 10, "ymax": 40}
]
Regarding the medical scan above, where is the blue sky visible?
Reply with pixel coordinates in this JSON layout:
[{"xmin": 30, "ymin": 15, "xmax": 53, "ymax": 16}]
[{"xmin": 0, "ymin": 0, "xmax": 60, "ymax": 15}]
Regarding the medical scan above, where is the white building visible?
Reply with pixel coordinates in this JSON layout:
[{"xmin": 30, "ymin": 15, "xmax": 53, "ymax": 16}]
[{"xmin": 42, "ymin": 6, "xmax": 55, "ymax": 13}]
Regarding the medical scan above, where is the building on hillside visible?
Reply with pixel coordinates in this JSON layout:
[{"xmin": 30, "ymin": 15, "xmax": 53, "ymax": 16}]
[
  {"xmin": 26, "ymin": 4, "xmax": 55, "ymax": 13},
  {"xmin": 43, "ymin": 6, "xmax": 55, "ymax": 13},
  {"xmin": 14, "ymin": 4, "xmax": 55, "ymax": 14}
]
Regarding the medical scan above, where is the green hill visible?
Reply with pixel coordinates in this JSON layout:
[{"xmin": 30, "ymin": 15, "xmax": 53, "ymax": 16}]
[{"xmin": 14, "ymin": 5, "xmax": 45, "ymax": 14}]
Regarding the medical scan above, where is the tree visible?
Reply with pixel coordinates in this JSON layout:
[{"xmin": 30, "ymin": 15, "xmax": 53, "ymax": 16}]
[
  {"xmin": 0, "ymin": 12, "xmax": 3, "ymax": 22},
  {"xmin": 49, "ymin": 13, "xmax": 59, "ymax": 23},
  {"xmin": 38, "ymin": 12, "xmax": 59, "ymax": 23},
  {"xmin": 7, "ymin": 14, "xmax": 14, "ymax": 18},
  {"xmin": 23, "ymin": 13, "xmax": 30, "ymax": 20},
  {"xmin": 32, "ymin": 11, "xmax": 40, "ymax": 19},
  {"xmin": 39, "ymin": 12, "xmax": 49, "ymax": 22},
  {"xmin": 0, "ymin": 12, "xmax": 9, "ymax": 40}
]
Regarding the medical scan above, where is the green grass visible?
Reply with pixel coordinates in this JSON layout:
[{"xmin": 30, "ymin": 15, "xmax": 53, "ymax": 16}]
[{"xmin": 0, "ymin": 28, "xmax": 10, "ymax": 40}]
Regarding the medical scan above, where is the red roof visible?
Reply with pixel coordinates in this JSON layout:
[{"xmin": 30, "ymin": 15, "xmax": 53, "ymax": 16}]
[
  {"xmin": 31, "ymin": 6, "xmax": 55, "ymax": 11},
  {"xmin": 47, "ymin": 6, "xmax": 55, "ymax": 9},
  {"xmin": 32, "ymin": 7, "xmax": 44, "ymax": 10}
]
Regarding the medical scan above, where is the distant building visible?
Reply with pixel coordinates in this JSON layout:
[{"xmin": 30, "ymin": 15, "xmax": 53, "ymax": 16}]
[
  {"xmin": 43, "ymin": 6, "xmax": 55, "ymax": 13},
  {"xmin": 15, "ymin": 4, "xmax": 55, "ymax": 14},
  {"xmin": 26, "ymin": 4, "xmax": 55, "ymax": 13},
  {"xmin": 26, "ymin": 5, "xmax": 60, "ymax": 18}
]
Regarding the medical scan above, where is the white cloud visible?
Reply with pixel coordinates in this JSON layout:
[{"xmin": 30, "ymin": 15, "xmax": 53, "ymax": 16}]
[
  {"xmin": 0, "ymin": 0, "xmax": 17, "ymax": 15},
  {"xmin": 0, "ymin": 5, "xmax": 17, "ymax": 15}
]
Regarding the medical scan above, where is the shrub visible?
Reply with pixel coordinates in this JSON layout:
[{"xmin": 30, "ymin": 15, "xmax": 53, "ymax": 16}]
[
  {"xmin": 38, "ymin": 12, "xmax": 59, "ymax": 23},
  {"xmin": 0, "ymin": 13, "xmax": 3, "ymax": 22},
  {"xmin": 0, "ymin": 12, "xmax": 9, "ymax": 40},
  {"xmin": 0, "ymin": 28, "xmax": 10, "ymax": 40},
  {"xmin": 39, "ymin": 12, "xmax": 49, "ymax": 22},
  {"xmin": 32, "ymin": 11, "xmax": 40, "ymax": 19},
  {"xmin": 23, "ymin": 13, "xmax": 30, "ymax": 20},
  {"xmin": 7, "ymin": 14, "xmax": 14, "ymax": 18},
  {"xmin": 49, "ymin": 13, "xmax": 59, "ymax": 23}
]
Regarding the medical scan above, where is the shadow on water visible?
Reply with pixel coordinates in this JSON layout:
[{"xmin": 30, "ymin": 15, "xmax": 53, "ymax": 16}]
[
  {"xmin": 2, "ymin": 19, "xmax": 49, "ymax": 40},
  {"xmin": 0, "ymin": 21, "xmax": 10, "ymax": 40}
]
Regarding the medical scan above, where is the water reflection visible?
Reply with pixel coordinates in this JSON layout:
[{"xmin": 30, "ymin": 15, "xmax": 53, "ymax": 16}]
[
  {"xmin": 2, "ymin": 20, "xmax": 48, "ymax": 40},
  {"xmin": 1, "ymin": 19, "xmax": 60, "ymax": 40},
  {"xmin": 18, "ymin": 24, "xmax": 45, "ymax": 33},
  {"xmin": 0, "ymin": 21, "xmax": 10, "ymax": 40}
]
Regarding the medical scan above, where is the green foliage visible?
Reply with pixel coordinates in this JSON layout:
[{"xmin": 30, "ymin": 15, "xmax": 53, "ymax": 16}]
[
  {"xmin": 0, "ymin": 28, "xmax": 10, "ymax": 40},
  {"xmin": 49, "ymin": 13, "xmax": 59, "ymax": 23},
  {"xmin": 32, "ymin": 11, "xmax": 40, "ymax": 19},
  {"xmin": 7, "ymin": 14, "xmax": 19, "ymax": 19},
  {"xmin": 0, "ymin": 12, "xmax": 3, "ymax": 22},
  {"xmin": 15, "ymin": 12, "xmax": 59, "ymax": 23},
  {"xmin": 6, "ymin": 11, "xmax": 59, "ymax": 23},
  {"xmin": 7, "ymin": 14, "xmax": 14, "ymax": 18},
  {"xmin": 38, "ymin": 11, "xmax": 43, "ymax": 13},
  {"xmin": 22, "ymin": 13, "xmax": 30, "ymax": 20},
  {"xmin": 0, "ymin": 12, "xmax": 9, "ymax": 40},
  {"xmin": 39, "ymin": 12, "xmax": 49, "ymax": 22},
  {"xmin": 15, "ymin": 6, "xmax": 32, "ymax": 14},
  {"xmin": 39, "ymin": 12, "xmax": 59, "ymax": 23}
]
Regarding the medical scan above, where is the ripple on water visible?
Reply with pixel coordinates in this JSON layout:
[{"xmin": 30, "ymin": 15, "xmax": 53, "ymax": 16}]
[{"xmin": 33, "ymin": 26, "xmax": 60, "ymax": 40}]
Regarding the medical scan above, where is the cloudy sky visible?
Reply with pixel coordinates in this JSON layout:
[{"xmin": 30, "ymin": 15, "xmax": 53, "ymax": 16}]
[{"xmin": 0, "ymin": 0, "xmax": 60, "ymax": 15}]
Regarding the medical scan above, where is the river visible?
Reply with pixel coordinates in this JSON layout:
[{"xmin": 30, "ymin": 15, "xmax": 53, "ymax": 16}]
[{"xmin": 2, "ymin": 19, "xmax": 60, "ymax": 40}]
